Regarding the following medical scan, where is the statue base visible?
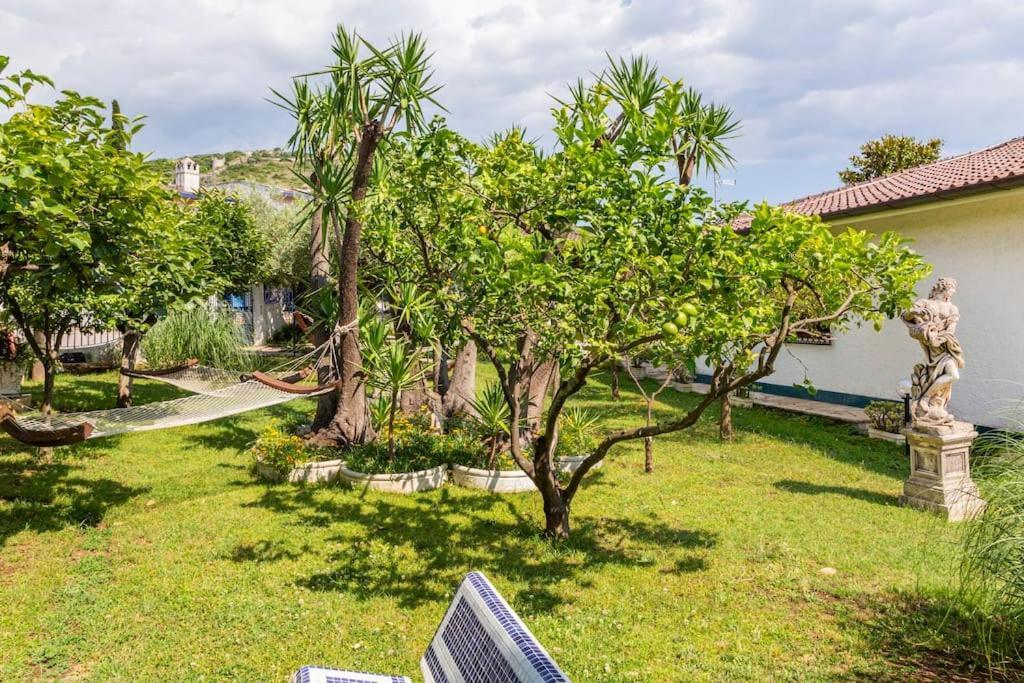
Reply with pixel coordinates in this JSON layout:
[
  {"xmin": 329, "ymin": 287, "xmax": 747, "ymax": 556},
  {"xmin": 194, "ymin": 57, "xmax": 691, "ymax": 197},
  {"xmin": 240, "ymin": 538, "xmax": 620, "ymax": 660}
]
[{"xmin": 900, "ymin": 422, "xmax": 985, "ymax": 521}]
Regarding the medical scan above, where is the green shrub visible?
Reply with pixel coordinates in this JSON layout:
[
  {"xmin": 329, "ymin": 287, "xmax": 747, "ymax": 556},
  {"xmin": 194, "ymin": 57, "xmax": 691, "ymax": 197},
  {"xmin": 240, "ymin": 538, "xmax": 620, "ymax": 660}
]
[
  {"xmin": 864, "ymin": 400, "xmax": 904, "ymax": 433},
  {"xmin": 143, "ymin": 306, "xmax": 250, "ymax": 370}
]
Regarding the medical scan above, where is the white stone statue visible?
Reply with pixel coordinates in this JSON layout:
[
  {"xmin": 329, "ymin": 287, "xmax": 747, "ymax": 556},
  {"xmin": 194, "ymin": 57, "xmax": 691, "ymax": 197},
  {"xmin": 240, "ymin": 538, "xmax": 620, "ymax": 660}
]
[{"xmin": 901, "ymin": 277, "xmax": 965, "ymax": 430}]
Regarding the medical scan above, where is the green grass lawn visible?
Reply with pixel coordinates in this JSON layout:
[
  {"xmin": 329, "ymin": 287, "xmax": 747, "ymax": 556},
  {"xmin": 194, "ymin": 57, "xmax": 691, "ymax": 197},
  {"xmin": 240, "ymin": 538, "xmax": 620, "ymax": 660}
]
[{"xmin": 0, "ymin": 368, "xmax": 1003, "ymax": 681}]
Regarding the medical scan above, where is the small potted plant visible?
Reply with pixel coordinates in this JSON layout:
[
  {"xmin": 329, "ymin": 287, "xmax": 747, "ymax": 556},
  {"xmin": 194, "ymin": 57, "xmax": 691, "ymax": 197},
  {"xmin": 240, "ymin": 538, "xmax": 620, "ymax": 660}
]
[
  {"xmin": 449, "ymin": 382, "xmax": 536, "ymax": 493},
  {"xmin": 250, "ymin": 420, "xmax": 345, "ymax": 483},
  {"xmin": 332, "ymin": 322, "xmax": 449, "ymax": 494},
  {"xmin": 553, "ymin": 406, "xmax": 602, "ymax": 474},
  {"xmin": 864, "ymin": 400, "xmax": 906, "ymax": 443}
]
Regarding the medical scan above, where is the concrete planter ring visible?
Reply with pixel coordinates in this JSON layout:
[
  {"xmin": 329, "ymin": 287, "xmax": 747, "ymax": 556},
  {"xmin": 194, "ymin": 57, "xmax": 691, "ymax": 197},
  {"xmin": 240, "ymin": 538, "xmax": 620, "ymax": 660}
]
[
  {"xmin": 450, "ymin": 464, "xmax": 537, "ymax": 493},
  {"xmin": 553, "ymin": 455, "xmax": 602, "ymax": 474},
  {"xmin": 867, "ymin": 427, "xmax": 906, "ymax": 444},
  {"xmin": 338, "ymin": 463, "xmax": 448, "ymax": 494},
  {"xmin": 255, "ymin": 458, "xmax": 346, "ymax": 484}
]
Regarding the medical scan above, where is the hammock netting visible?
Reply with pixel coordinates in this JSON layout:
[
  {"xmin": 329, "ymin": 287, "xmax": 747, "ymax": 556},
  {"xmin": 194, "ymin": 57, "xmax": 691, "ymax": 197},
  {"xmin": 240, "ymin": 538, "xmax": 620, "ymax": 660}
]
[{"xmin": 0, "ymin": 331, "xmax": 344, "ymax": 447}]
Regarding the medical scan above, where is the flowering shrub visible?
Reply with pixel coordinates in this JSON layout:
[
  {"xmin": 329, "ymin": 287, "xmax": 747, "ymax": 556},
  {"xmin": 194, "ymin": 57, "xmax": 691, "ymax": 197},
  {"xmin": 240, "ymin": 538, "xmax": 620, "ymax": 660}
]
[
  {"xmin": 249, "ymin": 421, "xmax": 333, "ymax": 476},
  {"xmin": 864, "ymin": 400, "xmax": 905, "ymax": 434}
]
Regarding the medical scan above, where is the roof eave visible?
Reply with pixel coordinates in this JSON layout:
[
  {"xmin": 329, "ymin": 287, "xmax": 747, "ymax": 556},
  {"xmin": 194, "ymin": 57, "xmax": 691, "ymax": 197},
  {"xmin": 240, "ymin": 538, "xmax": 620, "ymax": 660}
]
[{"xmin": 815, "ymin": 173, "xmax": 1024, "ymax": 222}]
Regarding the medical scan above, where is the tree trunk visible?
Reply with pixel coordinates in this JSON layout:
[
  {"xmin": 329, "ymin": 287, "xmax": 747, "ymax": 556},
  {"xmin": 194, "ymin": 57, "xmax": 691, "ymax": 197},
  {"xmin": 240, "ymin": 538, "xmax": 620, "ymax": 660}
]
[
  {"xmin": 313, "ymin": 124, "xmax": 381, "ymax": 447},
  {"xmin": 644, "ymin": 436, "xmax": 654, "ymax": 473},
  {"xmin": 443, "ymin": 340, "xmax": 476, "ymax": 418},
  {"xmin": 400, "ymin": 377, "xmax": 430, "ymax": 415},
  {"xmin": 30, "ymin": 331, "xmax": 45, "ymax": 382},
  {"xmin": 435, "ymin": 346, "xmax": 450, "ymax": 399},
  {"xmin": 719, "ymin": 393, "xmax": 733, "ymax": 441},
  {"xmin": 308, "ymin": 204, "xmax": 338, "ymax": 431},
  {"xmin": 116, "ymin": 331, "xmax": 141, "ymax": 408},
  {"xmin": 611, "ymin": 361, "xmax": 621, "ymax": 400},
  {"xmin": 41, "ymin": 362, "xmax": 55, "ymax": 417},
  {"xmin": 525, "ymin": 360, "xmax": 557, "ymax": 434},
  {"xmin": 543, "ymin": 499, "xmax": 571, "ymax": 539},
  {"xmin": 537, "ymin": 470, "xmax": 571, "ymax": 539}
]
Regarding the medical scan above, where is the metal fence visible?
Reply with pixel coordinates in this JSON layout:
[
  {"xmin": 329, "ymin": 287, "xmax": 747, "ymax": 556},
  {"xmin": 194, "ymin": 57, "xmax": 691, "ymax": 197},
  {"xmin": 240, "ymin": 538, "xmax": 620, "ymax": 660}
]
[{"xmin": 61, "ymin": 327, "xmax": 122, "ymax": 350}]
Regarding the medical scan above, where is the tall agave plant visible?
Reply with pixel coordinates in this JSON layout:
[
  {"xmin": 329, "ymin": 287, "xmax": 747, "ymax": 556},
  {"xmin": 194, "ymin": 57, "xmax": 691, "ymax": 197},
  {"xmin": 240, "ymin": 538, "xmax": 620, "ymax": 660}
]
[
  {"xmin": 365, "ymin": 333, "xmax": 427, "ymax": 460},
  {"xmin": 468, "ymin": 381, "xmax": 511, "ymax": 469}
]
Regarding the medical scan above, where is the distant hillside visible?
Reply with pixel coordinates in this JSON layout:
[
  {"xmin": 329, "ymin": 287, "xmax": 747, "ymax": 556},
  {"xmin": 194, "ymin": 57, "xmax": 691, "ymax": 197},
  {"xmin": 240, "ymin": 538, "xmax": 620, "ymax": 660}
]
[{"xmin": 148, "ymin": 148, "xmax": 309, "ymax": 189}]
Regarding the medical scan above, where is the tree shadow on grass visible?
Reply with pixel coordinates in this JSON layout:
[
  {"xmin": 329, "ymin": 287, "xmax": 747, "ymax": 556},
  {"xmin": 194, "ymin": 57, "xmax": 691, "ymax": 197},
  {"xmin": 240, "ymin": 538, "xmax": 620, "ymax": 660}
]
[
  {"xmin": 772, "ymin": 479, "xmax": 898, "ymax": 507},
  {"xmin": 832, "ymin": 589, "xmax": 1024, "ymax": 682},
  {"xmin": 0, "ymin": 452, "xmax": 148, "ymax": 547},
  {"xmin": 239, "ymin": 483, "xmax": 716, "ymax": 614}
]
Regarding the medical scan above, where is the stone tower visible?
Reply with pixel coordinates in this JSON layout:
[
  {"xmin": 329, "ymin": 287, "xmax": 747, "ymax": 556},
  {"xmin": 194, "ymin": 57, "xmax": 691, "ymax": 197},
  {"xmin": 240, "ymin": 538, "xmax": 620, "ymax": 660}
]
[{"xmin": 174, "ymin": 157, "xmax": 200, "ymax": 194}]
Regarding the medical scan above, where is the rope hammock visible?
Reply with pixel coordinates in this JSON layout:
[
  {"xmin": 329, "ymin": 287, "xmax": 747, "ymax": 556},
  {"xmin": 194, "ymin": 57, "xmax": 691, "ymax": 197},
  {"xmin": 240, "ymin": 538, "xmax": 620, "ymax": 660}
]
[{"xmin": 0, "ymin": 323, "xmax": 352, "ymax": 447}]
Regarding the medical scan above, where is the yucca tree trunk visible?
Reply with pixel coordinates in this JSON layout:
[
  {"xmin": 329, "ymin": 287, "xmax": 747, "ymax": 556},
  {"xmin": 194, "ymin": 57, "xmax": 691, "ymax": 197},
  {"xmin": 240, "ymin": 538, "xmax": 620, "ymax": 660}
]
[
  {"xmin": 525, "ymin": 360, "xmax": 557, "ymax": 434},
  {"xmin": 442, "ymin": 340, "xmax": 476, "ymax": 418},
  {"xmin": 309, "ymin": 200, "xmax": 338, "ymax": 430},
  {"xmin": 313, "ymin": 124, "xmax": 380, "ymax": 447}
]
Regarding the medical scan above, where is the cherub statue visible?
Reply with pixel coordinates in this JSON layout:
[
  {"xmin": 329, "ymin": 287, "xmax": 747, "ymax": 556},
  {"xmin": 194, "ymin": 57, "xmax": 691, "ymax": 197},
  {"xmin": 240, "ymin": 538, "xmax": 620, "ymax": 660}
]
[{"xmin": 901, "ymin": 277, "xmax": 965, "ymax": 429}]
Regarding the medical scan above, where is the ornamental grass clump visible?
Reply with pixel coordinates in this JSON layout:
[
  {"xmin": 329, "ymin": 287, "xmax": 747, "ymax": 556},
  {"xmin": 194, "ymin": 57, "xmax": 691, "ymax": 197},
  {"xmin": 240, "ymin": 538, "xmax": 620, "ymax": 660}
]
[
  {"xmin": 958, "ymin": 431, "xmax": 1024, "ymax": 665},
  {"xmin": 143, "ymin": 306, "xmax": 250, "ymax": 371}
]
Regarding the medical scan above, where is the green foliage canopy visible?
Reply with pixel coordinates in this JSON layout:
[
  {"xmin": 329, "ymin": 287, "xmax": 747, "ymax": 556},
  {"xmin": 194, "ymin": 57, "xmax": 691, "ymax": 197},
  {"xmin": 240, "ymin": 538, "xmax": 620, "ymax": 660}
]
[
  {"xmin": 0, "ymin": 57, "xmax": 183, "ymax": 409},
  {"xmin": 189, "ymin": 191, "xmax": 271, "ymax": 295},
  {"xmin": 368, "ymin": 57, "xmax": 930, "ymax": 537},
  {"xmin": 839, "ymin": 134, "xmax": 943, "ymax": 185}
]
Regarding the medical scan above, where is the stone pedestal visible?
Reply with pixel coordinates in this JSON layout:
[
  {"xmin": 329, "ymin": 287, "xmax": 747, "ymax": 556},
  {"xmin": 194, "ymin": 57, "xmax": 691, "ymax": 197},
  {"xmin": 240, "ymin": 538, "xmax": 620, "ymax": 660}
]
[
  {"xmin": 0, "ymin": 360, "xmax": 30, "ymax": 410},
  {"xmin": 900, "ymin": 422, "xmax": 985, "ymax": 521}
]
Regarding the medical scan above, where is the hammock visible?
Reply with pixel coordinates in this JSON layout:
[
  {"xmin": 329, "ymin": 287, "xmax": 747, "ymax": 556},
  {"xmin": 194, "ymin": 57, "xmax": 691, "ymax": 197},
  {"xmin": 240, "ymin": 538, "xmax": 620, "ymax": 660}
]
[{"xmin": 0, "ymin": 334, "xmax": 343, "ymax": 447}]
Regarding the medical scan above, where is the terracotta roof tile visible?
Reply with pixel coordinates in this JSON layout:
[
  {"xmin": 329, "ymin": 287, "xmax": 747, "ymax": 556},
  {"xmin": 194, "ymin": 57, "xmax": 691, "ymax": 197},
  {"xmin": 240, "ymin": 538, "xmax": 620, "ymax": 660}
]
[{"xmin": 785, "ymin": 136, "xmax": 1024, "ymax": 219}]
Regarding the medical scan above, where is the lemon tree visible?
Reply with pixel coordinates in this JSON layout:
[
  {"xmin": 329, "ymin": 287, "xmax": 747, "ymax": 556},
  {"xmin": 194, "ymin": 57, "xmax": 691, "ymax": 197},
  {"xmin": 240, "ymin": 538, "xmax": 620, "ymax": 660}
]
[{"xmin": 376, "ymin": 56, "xmax": 928, "ymax": 538}]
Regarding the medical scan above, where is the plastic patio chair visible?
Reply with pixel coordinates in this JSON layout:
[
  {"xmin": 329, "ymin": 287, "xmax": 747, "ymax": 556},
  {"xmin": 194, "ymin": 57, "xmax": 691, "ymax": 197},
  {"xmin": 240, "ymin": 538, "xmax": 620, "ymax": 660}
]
[{"xmin": 292, "ymin": 571, "xmax": 570, "ymax": 683}]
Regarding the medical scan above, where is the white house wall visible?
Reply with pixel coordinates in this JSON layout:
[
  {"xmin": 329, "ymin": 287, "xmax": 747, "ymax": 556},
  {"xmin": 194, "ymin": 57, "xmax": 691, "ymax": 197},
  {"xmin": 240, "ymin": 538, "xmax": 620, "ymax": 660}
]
[{"xmin": 701, "ymin": 187, "xmax": 1024, "ymax": 428}]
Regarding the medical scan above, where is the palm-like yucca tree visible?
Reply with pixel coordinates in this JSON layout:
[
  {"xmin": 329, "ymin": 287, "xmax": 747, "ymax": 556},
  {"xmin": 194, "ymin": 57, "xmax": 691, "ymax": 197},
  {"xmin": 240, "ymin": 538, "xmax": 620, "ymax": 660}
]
[
  {"xmin": 272, "ymin": 26, "xmax": 443, "ymax": 446},
  {"xmin": 672, "ymin": 87, "xmax": 739, "ymax": 186}
]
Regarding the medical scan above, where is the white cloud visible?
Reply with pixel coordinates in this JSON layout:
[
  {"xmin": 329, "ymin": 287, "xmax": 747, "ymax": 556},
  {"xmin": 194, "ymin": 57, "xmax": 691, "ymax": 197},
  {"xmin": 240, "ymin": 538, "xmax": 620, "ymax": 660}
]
[{"xmin": 1, "ymin": 0, "xmax": 1022, "ymax": 202}]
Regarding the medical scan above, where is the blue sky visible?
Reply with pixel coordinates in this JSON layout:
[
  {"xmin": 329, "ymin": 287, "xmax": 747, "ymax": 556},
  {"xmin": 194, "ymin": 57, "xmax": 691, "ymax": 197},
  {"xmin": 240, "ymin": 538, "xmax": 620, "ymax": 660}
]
[{"xmin": 2, "ymin": 0, "xmax": 1022, "ymax": 204}]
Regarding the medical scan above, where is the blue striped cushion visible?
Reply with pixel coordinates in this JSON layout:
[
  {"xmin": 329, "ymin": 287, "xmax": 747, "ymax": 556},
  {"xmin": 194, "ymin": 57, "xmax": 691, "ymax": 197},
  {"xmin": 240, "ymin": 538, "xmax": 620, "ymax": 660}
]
[
  {"xmin": 420, "ymin": 571, "xmax": 570, "ymax": 682},
  {"xmin": 291, "ymin": 665, "xmax": 410, "ymax": 683}
]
